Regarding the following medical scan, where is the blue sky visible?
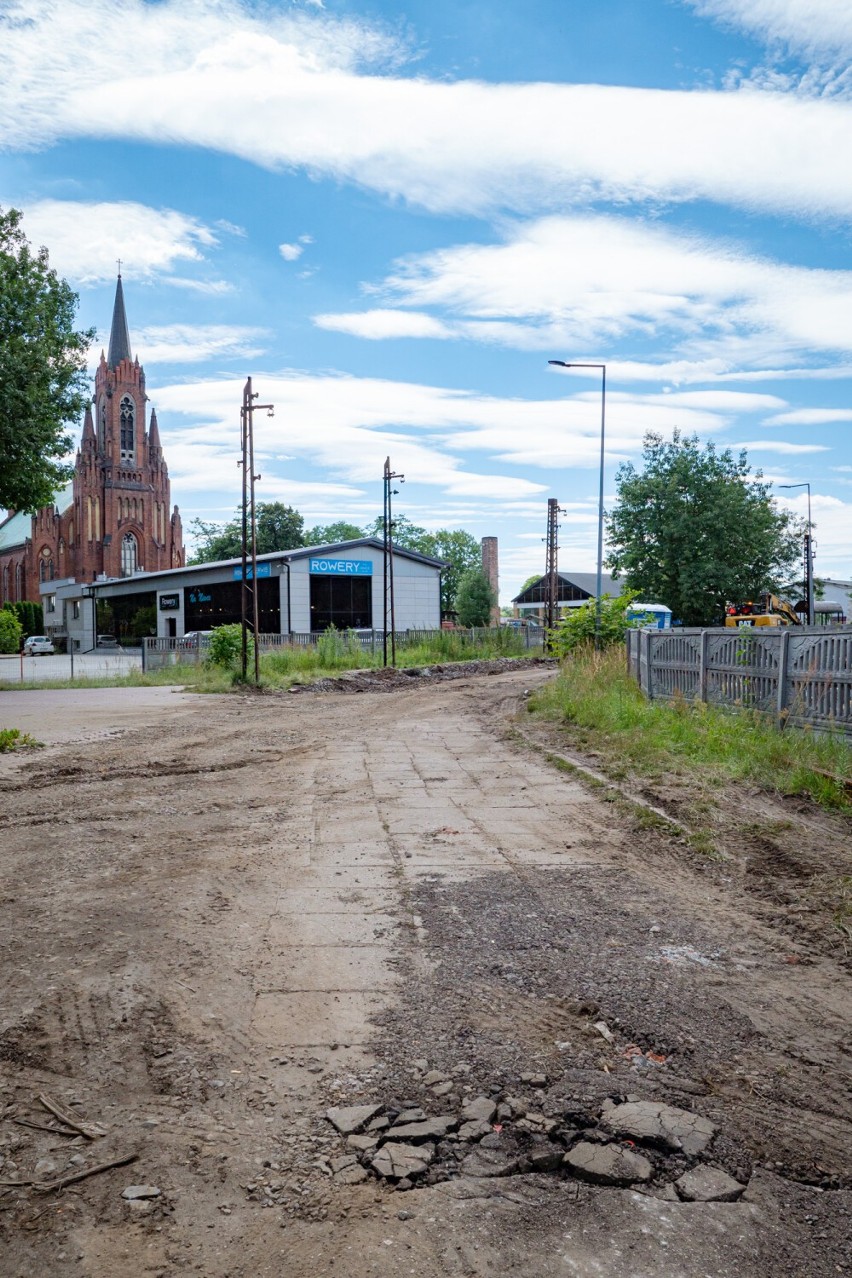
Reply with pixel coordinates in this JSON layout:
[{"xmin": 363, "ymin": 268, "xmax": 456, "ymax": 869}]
[{"xmin": 1, "ymin": 0, "xmax": 851, "ymax": 600}]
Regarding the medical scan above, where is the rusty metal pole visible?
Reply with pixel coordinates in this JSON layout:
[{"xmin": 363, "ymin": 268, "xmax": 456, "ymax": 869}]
[
  {"xmin": 240, "ymin": 378, "xmax": 274, "ymax": 685},
  {"xmin": 240, "ymin": 380, "xmax": 250, "ymax": 683}
]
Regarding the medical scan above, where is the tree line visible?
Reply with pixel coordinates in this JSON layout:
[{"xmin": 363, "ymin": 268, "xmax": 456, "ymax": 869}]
[{"xmin": 189, "ymin": 506, "xmax": 495, "ymax": 622}]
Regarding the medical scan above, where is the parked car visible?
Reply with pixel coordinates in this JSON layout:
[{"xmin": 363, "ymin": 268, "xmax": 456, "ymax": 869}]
[
  {"xmin": 96, "ymin": 634, "xmax": 120, "ymax": 648},
  {"xmin": 23, "ymin": 635, "xmax": 55, "ymax": 656},
  {"xmin": 179, "ymin": 630, "xmax": 213, "ymax": 649}
]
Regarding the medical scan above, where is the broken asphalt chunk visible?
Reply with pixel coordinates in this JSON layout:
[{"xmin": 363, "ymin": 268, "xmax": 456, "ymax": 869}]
[
  {"xmin": 600, "ymin": 1101, "xmax": 716, "ymax": 1156},
  {"xmin": 563, "ymin": 1142, "xmax": 653, "ymax": 1186},
  {"xmin": 325, "ymin": 1103, "xmax": 383, "ymax": 1135},
  {"xmin": 675, "ymin": 1166, "xmax": 745, "ymax": 1202}
]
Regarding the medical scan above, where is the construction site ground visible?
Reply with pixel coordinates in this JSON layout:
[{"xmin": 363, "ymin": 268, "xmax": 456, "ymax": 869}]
[{"xmin": 0, "ymin": 664, "xmax": 849, "ymax": 1277}]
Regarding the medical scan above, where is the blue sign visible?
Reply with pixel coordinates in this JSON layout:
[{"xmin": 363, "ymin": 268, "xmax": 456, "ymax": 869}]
[
  {"xmin": 309, "ymin": 558, "xmax": 373, "ymax": 576},
  {"xmin": 232, "ymin": 562, "xmax": 272, "ymax": 580}
]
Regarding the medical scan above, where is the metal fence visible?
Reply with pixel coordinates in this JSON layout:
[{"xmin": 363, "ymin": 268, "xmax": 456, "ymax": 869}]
[
  {"xmin": 142, "ymin": 626, "xmax": 544, "ymax": 671},
  {"xmin": 626, "ymin": 625, "xmax": 852, "ymax": 734}
]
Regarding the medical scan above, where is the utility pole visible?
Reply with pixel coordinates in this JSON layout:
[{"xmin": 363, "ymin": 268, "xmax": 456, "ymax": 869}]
[
  {"xmin": 239, "ymin": 378, "xmax": 274, "ymax": 684},
  {"xmin": 382, "ymin": 457, "xmax": 405, "ymax": 667},
  {"xmin": 544, "ymin": 497, "xmax": 565, "ymax": 651}
]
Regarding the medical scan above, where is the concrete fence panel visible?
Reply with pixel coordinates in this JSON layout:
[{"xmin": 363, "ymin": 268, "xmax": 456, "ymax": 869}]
[{"xmin": 627, "ymin": 625, "xmax": 852, "ymax": 735}]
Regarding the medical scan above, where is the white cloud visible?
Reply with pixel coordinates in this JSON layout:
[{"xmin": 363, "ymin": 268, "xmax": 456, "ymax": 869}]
[
  {"xmin": 734, "ymin": 439, "xmax": 830, "ymax": 453},
  {"xmin": 133, "ymin": 324, "xmax": 268, "ymax": 365},
  {"xmin": 314, "ymin": 309, "xmax": 454, "ymax": 340},
  {"xmin": 16, "ymin": 198, "xmax": 220, "ymax": 284},
  {"xmin": 3, "ymin": 1, "xmax": 852, "ymax": 222},
  {"xmin": 279, "ymin": 242, "xmax": 304, "ymax": 262},
  {"xmin": 763, "ymin": 407, "xmax": 852, "ymax": 424},
  {"xmin": 687, "ymin": 0, "xmax": 852, "ymax": 59},
  {"xmin": 345, "ymin": 216, "xmax": 852, "ymax": 368}
]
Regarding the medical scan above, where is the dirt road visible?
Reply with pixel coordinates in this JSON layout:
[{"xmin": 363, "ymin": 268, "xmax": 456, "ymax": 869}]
[{"xmin": 0, "ymin": 668, "xmax": 849, "ymax": 1277}]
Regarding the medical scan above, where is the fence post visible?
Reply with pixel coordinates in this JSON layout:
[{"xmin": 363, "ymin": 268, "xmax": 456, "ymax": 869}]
[
  {"xmin": 776, "ymin": 628, "xmax": 791, "ymax": 728},
  {"xmin": 699, "ymin": 629, "xmax": 709, "ymax": 703},
  {"xmin": 644, "ymin": 627, "xmax": 654, "ymax": 699}
]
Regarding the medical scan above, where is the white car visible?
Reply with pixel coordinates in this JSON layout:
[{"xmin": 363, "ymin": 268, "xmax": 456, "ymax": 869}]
[{"xmin": 23, "ymin": 635, "xmax": 55, "ymax": 656}]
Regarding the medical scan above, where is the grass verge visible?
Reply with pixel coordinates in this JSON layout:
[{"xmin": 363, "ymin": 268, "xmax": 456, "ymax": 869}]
[
  {"xmin": 529, "ymin": 646, "xmax": 852, "ymax": 814},
  {"xmin": 0, "ymin": 629, "xmax": 540, "ymax": 693}
]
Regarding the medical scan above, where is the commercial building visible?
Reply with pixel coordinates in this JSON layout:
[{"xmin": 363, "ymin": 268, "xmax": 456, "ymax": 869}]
[{"xmin": 47, "ymin": 539, "xmax": 445, "ymax": 649}]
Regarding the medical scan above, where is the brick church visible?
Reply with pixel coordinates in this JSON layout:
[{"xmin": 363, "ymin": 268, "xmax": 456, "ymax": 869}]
[{"xmin": 0, "ymin": 276, "xmax": 184, "ymax": 605}]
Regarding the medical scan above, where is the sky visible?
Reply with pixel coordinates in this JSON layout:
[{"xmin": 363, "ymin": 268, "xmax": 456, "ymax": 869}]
[{"xmin": 1, "ymin": 0, "xmax": 851, "ymax": 602}]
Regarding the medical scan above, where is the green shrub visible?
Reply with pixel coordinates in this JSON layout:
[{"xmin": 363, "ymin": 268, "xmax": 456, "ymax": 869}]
[
  {"xmin": 207, "ymin": 624, "xmax": 251, "ymax": 668},
  {"xmin": 551, "ymin": 591, "xmax": 652, "ymax": 656},
  {"xmin": 0, "ymin": 608, "xmax": 23, "ymax": 653}
]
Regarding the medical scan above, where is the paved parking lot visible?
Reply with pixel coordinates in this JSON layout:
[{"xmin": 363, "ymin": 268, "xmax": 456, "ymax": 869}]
[{"xmin": 0, "ymin": 648, "xmax": 142, "ymax": 683}]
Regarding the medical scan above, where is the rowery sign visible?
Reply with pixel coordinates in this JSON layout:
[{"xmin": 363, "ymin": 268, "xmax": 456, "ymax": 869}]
[{"xmin": 309, "ymin": 558, "xmax": 373, "ymax": 576}]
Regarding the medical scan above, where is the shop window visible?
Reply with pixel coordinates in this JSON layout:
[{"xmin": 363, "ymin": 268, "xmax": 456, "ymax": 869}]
[{"xmin": 309, "ymin": 575, "xmax": 372, "ymax": 632}]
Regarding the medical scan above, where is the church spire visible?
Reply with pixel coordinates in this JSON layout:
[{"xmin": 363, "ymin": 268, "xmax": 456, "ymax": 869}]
[
  {"xmin": 148, "ymin": 406, "xmax": 161, "ymax": 451},
  {"xmin": 82, "ymin": 402, "xmax": 95, "ymax": 447},
  {"xmin": 107, "ymin": 271, "xmax": 132, "ymax": 368}
]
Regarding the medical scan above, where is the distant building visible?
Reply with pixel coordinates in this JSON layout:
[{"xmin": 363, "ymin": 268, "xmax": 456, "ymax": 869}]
[
  {"xmin": 512, "ymin": 570, "xmax": 621, "ymax": 621},
  {"xmin": 0, "ymin": 275, "xmax": 184, "ymax": 613}
]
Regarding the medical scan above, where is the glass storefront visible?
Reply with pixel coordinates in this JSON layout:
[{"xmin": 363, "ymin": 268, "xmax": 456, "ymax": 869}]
[
  {"xmin": 184, "ymin": 578, "xmax": 280, "ymax": 632},
  {"xmin": 309, "ymin": 575, "xmax": 372, "ymax": 631}
]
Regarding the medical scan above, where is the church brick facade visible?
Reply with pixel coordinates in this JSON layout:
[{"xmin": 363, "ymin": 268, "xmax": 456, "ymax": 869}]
[{"xmin": 0, "ymin": 277, "xmax": 184, "ymax": 609}]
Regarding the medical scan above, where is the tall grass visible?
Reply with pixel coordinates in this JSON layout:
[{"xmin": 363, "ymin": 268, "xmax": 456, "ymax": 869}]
[
  {"xmin": 531, "ymin": 646, "xmax": 852, "ymax": 812},
  {"xmin": 0, "ymin": 628, "xmax": 536, "ymax": 693}
]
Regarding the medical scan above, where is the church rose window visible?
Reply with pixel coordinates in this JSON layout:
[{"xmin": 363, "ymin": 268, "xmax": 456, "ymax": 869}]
[
  {"xmin": 121, "ymin": 532, "xmax": 138, "ymax": 577},
  {"xmin": 120, "ymin": 396, "xmax": 135, "ymax": 458}
]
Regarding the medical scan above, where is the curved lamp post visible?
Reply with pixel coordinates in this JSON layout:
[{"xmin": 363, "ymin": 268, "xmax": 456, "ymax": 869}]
[
  {"xmin": 779, "ymin": 481, "xmax": 814, "ymax": 626},
  {"xmin": 548, "ymin": 360, "xmax": 607, "ymax": 648}
]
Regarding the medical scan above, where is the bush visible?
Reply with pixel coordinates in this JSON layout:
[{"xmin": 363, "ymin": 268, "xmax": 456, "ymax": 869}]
[
  {"xmin": 3, "ymin": 600, "xmax": 42, "ymax": 638},
  {"xmin": 551, "ymin": 591, "xmax": 651, "ymax": 656},
  {"xmin": 0, "ymin": 608, "xmax": 23, "ymax": 653},
  {"xmin": 207, "ymin": 624, "xmax": 251, "ymax": 668}
]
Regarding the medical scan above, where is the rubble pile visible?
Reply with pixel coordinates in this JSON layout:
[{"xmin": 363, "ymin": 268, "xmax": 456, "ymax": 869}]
[{"xmin": 322, "ymin": 1082, "xmax": 748, "ymax": 1201}]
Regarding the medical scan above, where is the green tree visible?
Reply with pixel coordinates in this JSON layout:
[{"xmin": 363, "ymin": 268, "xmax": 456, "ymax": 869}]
[
  {"xmin": 305, "ymin": 521, "xmax": 363, "ymax": 545},
  {"xmin": 455, "ymin": 568, "xmax": 496, "ymax": 627},
  {"xmin": 607, "ymin": 431, "xmax": 802, "ymax": 627},
  {"xmin": 417, "ymin": 528, "xmax": 481, "ymax": 615},
  {"xmin": 517, "ymin": 573, "xmax": 542, "ymax": 596},
  {"xmin": 190, "ymin": 502, "xmax": 305, "ymax": 563},
  {"xmin": 362, "ymin": 513, "xmax": 428, "ymax": 550},
  {"xmin": 0, "ymin": 208, "xmax": 95, "ymax": 512},
  {"xmin": 0, "ymin": 607, "xmax": 22, "ymax": 653}
]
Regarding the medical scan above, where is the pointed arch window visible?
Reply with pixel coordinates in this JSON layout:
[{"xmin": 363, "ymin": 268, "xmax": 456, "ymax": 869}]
[
  {"xmin": 2, "ymin": 565, "xmax": 8, "ymax": 603},
  {"xmin": 120, "ymin": 396, "xmax": 135, "ymax": 459},
  {"xmin": 98, "ymin": 400, "xmax": 107, "ymax": 452},
  {"xmin": 15, "ymin": 564, "xmax": 23, "ymax": 601},
  {"xmin": 121, "ymin": 532, "xmax": 138, "ymax": 577}
]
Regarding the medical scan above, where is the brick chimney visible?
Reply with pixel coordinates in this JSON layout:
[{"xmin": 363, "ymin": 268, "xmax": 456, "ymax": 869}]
[{"xmin": 481, "ymin": 536, "xmax": 500, "ymax": 627}]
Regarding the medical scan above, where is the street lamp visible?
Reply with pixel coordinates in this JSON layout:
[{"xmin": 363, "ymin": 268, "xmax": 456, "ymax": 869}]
[
  {"xmin": 779, "ymin": 482, "xmax": 814, "ymax": 626},
  {"xmin": 548, "ymin": 360, "xmax": 607, "ymax": 647}
]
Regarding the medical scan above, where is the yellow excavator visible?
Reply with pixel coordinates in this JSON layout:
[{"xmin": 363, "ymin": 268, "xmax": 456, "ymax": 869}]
[{"xmin": 725, "ymin": 593, "xmax": 802, "ymax": 628}]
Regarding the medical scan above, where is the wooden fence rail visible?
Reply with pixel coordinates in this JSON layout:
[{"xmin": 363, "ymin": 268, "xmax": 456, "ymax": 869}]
[{"xmin": 626, "ymin": 626, "xmax": 852, "ymax": 735}]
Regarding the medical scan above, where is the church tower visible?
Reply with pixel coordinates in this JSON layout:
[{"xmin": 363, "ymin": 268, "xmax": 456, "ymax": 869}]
[
  {"xmin": 75, "ymin": 274, "xmax": 184, "ymax": 581},
  {"xmin": 0, "ymin": 274, "xmax": 184, "ymax": 606}
]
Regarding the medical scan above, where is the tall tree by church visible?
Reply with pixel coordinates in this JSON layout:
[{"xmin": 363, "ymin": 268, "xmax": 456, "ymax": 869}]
[{"xmin": 0, "ymin": 207, "xmax": 95, "ymax": 512}]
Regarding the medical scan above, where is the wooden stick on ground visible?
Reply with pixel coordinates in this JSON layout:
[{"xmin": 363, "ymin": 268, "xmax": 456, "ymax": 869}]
[
  {"xmin": 36, "ymin": 1152, "xmax": 138, "ymax": 1194},
  {"xmin": 37, "ymin": 1094, "xmax": 107, "ymax": 1140},
  {"xmin": 13, "ymin": 1118, "xmax": 78, "ymax": 1137}
]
